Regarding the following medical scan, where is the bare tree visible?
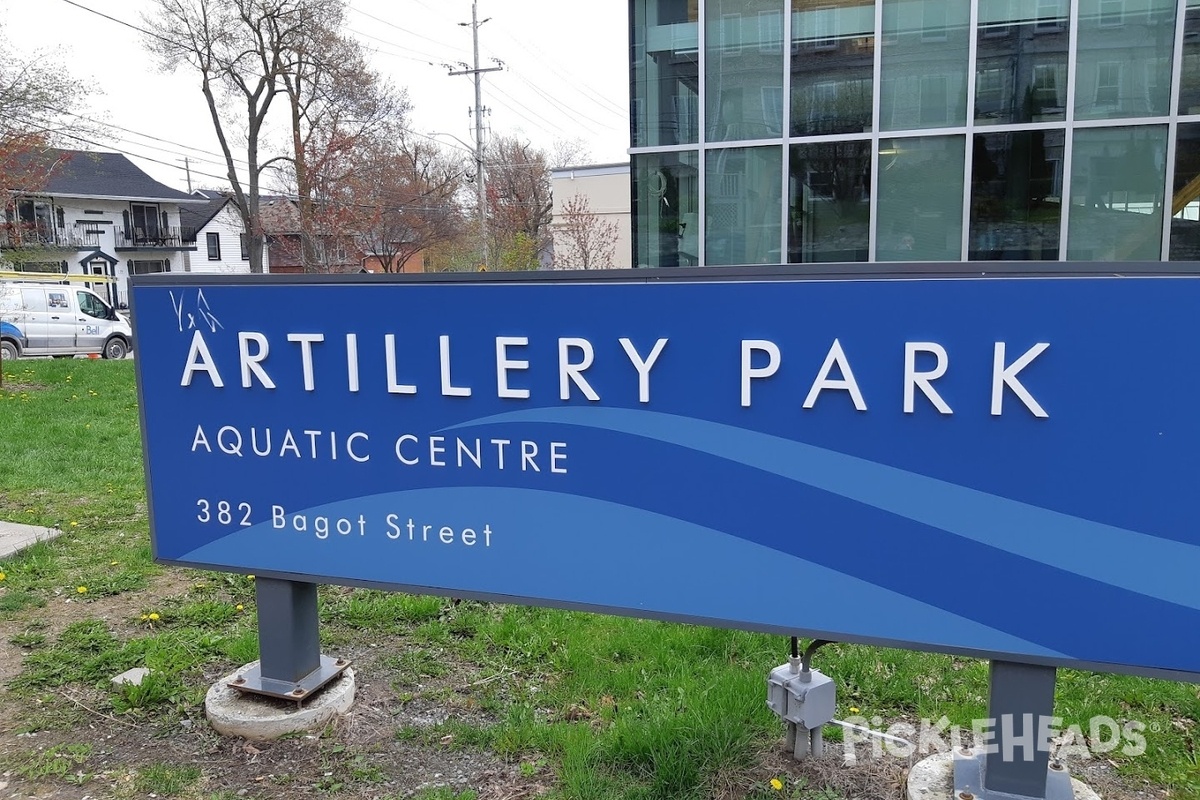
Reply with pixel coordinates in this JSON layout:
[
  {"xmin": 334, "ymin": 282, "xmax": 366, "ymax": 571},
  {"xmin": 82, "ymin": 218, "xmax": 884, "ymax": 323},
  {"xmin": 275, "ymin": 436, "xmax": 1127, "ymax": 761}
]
[
  {"xmin": 554, "ymin": 194, "xmax": 618, "ymax": 270},
  {"xmin": 143, "ymin": 0, "xmax": 316, "ymax": 274},
  {"xmin": 276, "ymin": 5, "xmax": 408, "ymax": 270},
  {"xmin": 345, "ymin": 131, "xmax": 465, "ymax": 273},
  {"xmin": 485, "ymin": 135, "xmax": 554, "ymax": 270}
]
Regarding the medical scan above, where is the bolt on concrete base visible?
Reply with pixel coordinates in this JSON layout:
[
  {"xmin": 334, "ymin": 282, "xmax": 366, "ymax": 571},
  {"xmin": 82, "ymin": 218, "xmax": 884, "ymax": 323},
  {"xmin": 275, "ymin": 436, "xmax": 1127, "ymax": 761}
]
[
  {"xmin": 205, "ymin": 662, "xmax": 356, "ymax": 740},
  {"xmin": 908, "ymin": 752, "xmax": 1100, "ymax": 800}
]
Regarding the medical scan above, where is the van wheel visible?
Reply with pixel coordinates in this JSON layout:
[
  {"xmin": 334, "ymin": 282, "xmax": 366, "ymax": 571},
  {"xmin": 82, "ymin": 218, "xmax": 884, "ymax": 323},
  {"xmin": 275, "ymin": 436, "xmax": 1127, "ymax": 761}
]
[
  {"xmin": 103, "ymin": 337, "xmax": 128, "ymax": 360},
  {"xmin": 0, "ymin": 340, "xmax": 17, "ymax": 363}
]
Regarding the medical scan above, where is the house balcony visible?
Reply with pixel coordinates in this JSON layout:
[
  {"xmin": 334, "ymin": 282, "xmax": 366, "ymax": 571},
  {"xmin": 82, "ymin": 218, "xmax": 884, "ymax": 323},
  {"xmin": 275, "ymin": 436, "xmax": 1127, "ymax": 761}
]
[
  {"xmin": 0, "ymin": 222, "xmax": 97, "ymax": 251},
  {"xmin": 114, "ymin": 227, "xmax": 197, "ymax": 251}
]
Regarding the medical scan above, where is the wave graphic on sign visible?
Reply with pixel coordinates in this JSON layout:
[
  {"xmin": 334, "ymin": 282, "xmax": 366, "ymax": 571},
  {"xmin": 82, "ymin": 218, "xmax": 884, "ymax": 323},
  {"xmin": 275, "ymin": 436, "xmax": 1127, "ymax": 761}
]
[
  {"xmin": 444, "ymin": 408, "xmax": 1200, "ymax": 613},
  {"xmin": 179, "ymin": 486, "xmax": 1065, "ymax": 660}
]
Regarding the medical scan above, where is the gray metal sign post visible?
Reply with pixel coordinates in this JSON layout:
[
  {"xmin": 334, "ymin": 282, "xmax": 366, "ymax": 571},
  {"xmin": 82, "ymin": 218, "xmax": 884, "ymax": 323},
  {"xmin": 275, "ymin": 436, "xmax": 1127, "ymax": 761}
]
[
  {"xmin": 230, "ymin": 578, "xmax": 349, "ymax": 702},
  {"xmin": 954, "ymin": 661, "xmax": 1074, "ymax": 800}
]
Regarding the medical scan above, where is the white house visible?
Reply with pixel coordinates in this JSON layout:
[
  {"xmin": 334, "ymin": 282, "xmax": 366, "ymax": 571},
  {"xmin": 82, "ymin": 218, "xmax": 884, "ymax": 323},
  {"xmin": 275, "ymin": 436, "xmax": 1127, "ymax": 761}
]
[
  {"xmin": 180, "ymin": 190, "xmax": 268, "ymax": 274},
  {"xmin": 1, "ymin": 148, "xmax": 206, "ymax": 307}
]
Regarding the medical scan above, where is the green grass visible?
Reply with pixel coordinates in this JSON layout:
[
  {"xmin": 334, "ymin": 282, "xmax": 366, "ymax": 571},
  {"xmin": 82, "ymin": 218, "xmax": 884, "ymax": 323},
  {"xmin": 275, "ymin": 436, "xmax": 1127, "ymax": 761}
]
[{"xmin": 0, "ymin": 360, "xmax": 1198, "ymax": 799}]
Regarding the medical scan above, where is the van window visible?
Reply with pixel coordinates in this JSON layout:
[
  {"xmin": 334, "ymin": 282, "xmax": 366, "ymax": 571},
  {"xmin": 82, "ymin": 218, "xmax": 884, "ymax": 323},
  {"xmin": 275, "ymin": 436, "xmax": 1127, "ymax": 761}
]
[
  {"xmin": 20, "ymin": 289, "xmax": 47, "ymax": 312},
  {"xmin": 77, "ymin": 291, "xmax": 111, "ymax": 320},
  {"xmin": 0, "ymin": 287, "xmax": 19, "ymax": 312},
  {"xmin": 47, "ymin": 291, "xmax": 69, "ymax": 309}
]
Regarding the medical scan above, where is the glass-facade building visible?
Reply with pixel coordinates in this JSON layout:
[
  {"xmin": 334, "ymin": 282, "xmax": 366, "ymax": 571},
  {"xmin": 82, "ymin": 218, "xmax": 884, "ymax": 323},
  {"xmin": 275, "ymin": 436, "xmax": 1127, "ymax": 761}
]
[{"xmin": 630, "ymin": 0, "xmax": 1200, "ymax": 266}]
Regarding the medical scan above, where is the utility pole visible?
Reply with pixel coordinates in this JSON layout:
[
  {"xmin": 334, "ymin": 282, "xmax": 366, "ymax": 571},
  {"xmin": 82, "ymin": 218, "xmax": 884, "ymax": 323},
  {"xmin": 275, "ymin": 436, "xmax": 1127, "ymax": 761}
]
[
  {"xmin": 450, "ymin": 1, "xmax": 502, "ymax": 268},
  {"xmin": 183, "ymin": 157, "xmax": 193, "ymax": 193}
]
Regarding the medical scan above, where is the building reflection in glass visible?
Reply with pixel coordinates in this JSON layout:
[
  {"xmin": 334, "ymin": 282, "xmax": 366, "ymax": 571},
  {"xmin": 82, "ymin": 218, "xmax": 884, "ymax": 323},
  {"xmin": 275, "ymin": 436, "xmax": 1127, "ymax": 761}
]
[
  {"xmin": 791, "ymin": 0, "xmax": 875, "ymax": 135},
  {"xmin": 1169, "ymin": 122, "xmax": 1200, "ymax": 260},
  {"xmin": 706, "ymin": 0, "xmax": 787, "ymax": 142},
  {"xmin": 975, "ymin": 0, "xmax": 1069, "ymax": 125},
  {"xmin": 631, "ymin": 0, "xmax": 700, "ymax": 147},
  {"xmin": 1075, "ymin": 0, "xmax": 1175, "ymax": 121},
  {"xmin": 706, "ymin": 145, "xmax": 783, "ymax": 264},
  {"xmin": 1177, "ymin": 0, "xmax": 1200, "ymax": 114},
  {"xmin": 632, "ymin": 151, "xmax": 700, "ymax": 267},
  {"xmin": 877, "ymin": 136, "xmax": 966, "ymax": 261},
  {"xmin": 788, "ymin": 140, "xmax": 871, "ymax": 262},
  {"xmin": 880, "ymin": 0, "xmax": 972, "ymax": 131},
  {"xmin": 969, "ymin": 130, "xmax": 1064, "ymax": 260},
  {"xmin": 1067, "ymin": 125, "xmax": 1167, "ymax": 260}
]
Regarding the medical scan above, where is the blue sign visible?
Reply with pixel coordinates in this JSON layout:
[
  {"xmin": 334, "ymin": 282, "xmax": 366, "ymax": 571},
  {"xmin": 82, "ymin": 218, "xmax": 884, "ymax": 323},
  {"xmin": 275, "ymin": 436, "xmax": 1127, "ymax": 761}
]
[{"xmin": 131, "ymin": 274, "xmax": 1200, "ymax": 680}]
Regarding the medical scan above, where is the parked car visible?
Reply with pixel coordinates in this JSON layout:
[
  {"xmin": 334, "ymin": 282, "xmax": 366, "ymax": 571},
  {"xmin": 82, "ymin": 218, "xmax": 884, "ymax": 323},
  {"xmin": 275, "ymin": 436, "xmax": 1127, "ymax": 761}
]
[{"xmin": 0, "ymin": 281, "xmax": 133, "ymax": 361}]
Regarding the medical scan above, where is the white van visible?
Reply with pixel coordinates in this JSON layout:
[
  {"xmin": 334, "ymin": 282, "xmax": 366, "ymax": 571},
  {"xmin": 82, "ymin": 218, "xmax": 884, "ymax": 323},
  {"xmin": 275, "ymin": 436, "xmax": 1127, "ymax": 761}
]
[{"xmin": 0, "ymin": 282, "xmax": 133, "ymax": 361}]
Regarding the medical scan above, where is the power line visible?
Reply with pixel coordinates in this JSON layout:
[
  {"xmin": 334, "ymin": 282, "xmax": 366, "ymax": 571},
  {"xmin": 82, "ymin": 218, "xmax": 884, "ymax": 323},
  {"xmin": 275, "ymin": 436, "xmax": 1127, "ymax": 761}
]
[{"xmin": 348, "ymin": 6, "xmax": 467, "ymax": 55}]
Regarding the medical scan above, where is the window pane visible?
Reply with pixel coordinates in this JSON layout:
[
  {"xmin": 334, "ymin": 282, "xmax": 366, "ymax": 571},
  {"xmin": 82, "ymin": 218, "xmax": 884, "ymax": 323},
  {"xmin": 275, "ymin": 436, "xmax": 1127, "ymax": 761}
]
[
  {"xmin": 706, "ymin": 0, "xmax": 787, "ymax": 141},
  {"xmin": 1075, "ymin": 0, "xmax": 1175, "ymax": 121},
  {"xmin": 631, "ymin": 0, "xmax": 700, "ymax": 146},
  {"xmin": 969, "ymin": 130, "xmax": 1064, "ymax": 260},
  {"xmin": 880, "ymin": 0, "xmax": 971, "ymax": 131},
  {"xmin": 877, "ymin": 135, "xmax": 966, "ymax": 260},
  {"xmin": 706, "ymin": 145, "xmax": 783, "ymax": 264},
  {"xmin": 1169, "ymin": 122, "xmax": 1200, "ymax": 260},
  {"xmin": 632, "ymin": 151, "xmax": 700, "ymax": 267},
  {"xmin": 975, "ymin": 0, "xmax": 1069, "ymax": 125},
  {"xmin": 788, "ymin": 140, "xmax": 871, "ymax": 262},
  {"xmin": 791, "ymin": 0, "xmax": 875, "ymax": 135},
  {"xmin": 1179, "ymin": 0, "xmax": 1200, "ymax": 114},
  {"xmin": 1067, "ymin": 125, "xmax": 1167, "ymax": 260}
]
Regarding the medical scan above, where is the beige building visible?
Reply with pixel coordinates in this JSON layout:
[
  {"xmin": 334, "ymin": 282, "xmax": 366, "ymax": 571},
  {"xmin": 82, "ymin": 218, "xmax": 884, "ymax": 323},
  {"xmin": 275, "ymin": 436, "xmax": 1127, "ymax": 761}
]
[{"xmin": 550, "ymin": 162, "xmax": 632, "ymax": 269}]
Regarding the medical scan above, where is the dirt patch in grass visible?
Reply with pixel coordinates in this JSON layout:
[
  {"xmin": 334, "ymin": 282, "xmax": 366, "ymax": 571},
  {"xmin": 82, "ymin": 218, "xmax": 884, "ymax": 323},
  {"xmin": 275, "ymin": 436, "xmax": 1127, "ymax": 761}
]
[{"xmin": 0, "ymin": 571, "xmax": 549, "ymax": 800}]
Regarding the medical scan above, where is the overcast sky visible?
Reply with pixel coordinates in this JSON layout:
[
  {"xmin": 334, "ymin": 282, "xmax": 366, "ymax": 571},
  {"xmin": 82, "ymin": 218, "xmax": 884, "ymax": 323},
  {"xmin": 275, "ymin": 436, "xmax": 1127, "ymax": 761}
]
[{"xmin": 0, "ymin": 0, "xmax": 631, "ymax": 192}]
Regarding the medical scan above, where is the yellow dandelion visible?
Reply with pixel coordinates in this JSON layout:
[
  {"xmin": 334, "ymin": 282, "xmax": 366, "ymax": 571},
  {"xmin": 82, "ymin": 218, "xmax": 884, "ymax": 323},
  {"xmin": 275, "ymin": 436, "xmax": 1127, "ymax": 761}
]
[
  {"xmin": 148, "ymin": 612, "xmax": 160, "ymax": 621},
  {"xmin": 110, "ymin": 561, "xmax": 118, "ymax": 565},
  {"xmin": 0, "ymin": 572, "xmax": 6, "ymax": 581},
  {"xmin": 140, "ymin": 614, "xmax": 148, "ymax": 621},
  {"xmin": 76, "ymin": 586, "xmax": 87, "ymax": 594},
  {"xmin": 849, "ymin": 706, "xmax": 860, "ymax": 714},
  {"xmin": 236, "ymin": 604, "xmax": 244, "ymax": 611},
  {"xmin": 770, "ymin": 778, "xmax": 783, "ymax": 791},
  {"xmin": 69, "ymin": 521, "xmax": 78, "ymax": 527},
  {"xmin": 247, "ymin": 575, "xmax": 255, "ymax": 581}
]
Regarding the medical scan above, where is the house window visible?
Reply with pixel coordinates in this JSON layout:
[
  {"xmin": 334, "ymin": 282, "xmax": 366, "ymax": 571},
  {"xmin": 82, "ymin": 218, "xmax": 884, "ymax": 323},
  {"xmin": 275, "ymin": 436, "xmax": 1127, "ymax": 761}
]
[
  {"xmin": 131, "ymin": 260, "xmax": 168, "ymax": 275},
  {"xmin": 761, "ymin": 86, "xmax": 784, "ymax": 133},
  {"xmin": 10, "ymin": 197, "xmax": 54, "ymax": 243},
  {"xmin": 239, "ymin": 233, "xmax": 249, "ymax": 260},
  {"xmin": 1035, "ymin": 0, "xmax": 1065, "ymax": 30},
  {"xmin": 721, "ymin": 13, "xmax": 742, "ymax": 53},
  {"xmin": 207, "ymin": 232, "xmax": 221, "ymax": 260},
  {"xmin": 813, "ymin": 7, "xmax": 836, "ymax": 49},
  {"xmin": 129, "ymin": 203, "xmax": 161, "ymax": 242},
  {"xmin": 1095, "ymin": 62, "xmax": 1121, "ymax": 105},
  {"xmin": 920, "ymin": 75, "xmax": 950, "ymax": 124},
  {"xmin": 1099, "ymin": 0, "xmax": 1123, "ymax": 27},
  {"xmin": 759, "ymin": 10, "xmax": 783, "ymax": 52},
  {"xmin": 1033, "ymin": 63, "xmax": 1062, "ymax": 105},
  {"xmin": 921, "ymin": 0, "xmax": 949, "ymax": 42}
]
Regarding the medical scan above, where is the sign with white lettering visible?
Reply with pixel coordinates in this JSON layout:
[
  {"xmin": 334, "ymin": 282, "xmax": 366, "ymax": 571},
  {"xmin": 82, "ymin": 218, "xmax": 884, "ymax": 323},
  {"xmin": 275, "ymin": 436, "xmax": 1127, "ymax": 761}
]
[{"xmin": 132, "ymin": 274, "xmax": 1200, "ymax": 680}]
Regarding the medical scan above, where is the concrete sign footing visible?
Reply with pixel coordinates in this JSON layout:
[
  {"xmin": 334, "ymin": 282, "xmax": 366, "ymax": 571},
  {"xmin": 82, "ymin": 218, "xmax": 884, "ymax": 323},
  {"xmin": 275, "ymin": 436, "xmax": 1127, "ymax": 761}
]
[
  {"xmin": 205, "ymin": 662, "xmax": 356, "ymax": 740},
  {"xmin": 908, "ymin": 752, "xmax": 1100, "ymax": 800}
]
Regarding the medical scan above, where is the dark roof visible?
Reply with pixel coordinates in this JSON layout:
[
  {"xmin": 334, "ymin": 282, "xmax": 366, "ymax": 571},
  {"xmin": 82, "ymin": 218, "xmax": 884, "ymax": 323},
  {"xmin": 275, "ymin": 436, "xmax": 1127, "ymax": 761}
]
[
  {"xmin": 258, "ymin": 195, "xmax": 300, "ymax": 235},
  {"xmin": 12, "ymin": 148, "xmax": 201, "ymax": 203},
  {"xmin": 180, "ymin": 190, "xmax": 233, "ymax": 238}
]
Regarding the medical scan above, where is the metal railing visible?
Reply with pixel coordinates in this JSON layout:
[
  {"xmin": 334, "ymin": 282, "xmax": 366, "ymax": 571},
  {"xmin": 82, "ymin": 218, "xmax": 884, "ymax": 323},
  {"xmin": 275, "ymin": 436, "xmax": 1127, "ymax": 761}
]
[
  {"xmin": 0, "ymin": 223, "xmax": 97, "ymax": 250},
  {"xmin": 114, "ymin": 226, "xmax": 188, "ymax": 249}
]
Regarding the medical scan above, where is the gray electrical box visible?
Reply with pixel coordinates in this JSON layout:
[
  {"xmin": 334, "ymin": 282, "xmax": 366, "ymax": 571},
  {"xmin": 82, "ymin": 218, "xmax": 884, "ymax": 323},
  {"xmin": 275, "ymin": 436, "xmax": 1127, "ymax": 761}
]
[{"xmin": 767, "ymin": 664, "xmax": 836, "ymax": 730}]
